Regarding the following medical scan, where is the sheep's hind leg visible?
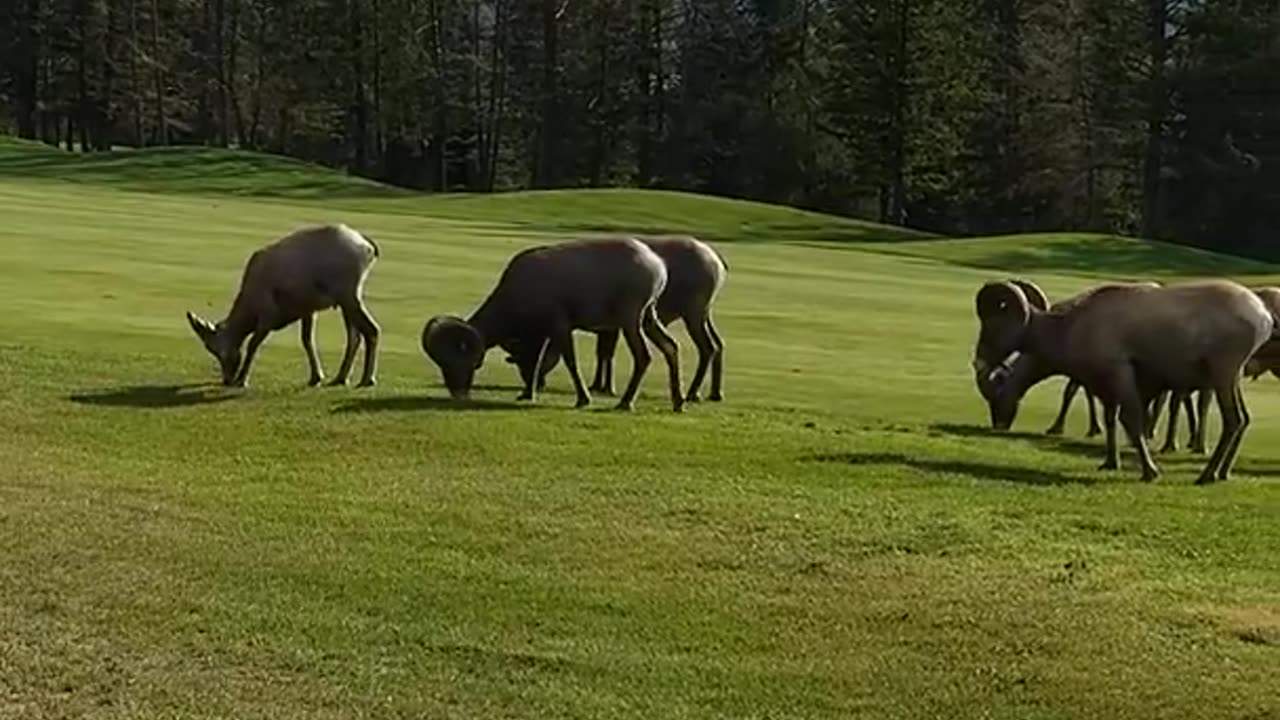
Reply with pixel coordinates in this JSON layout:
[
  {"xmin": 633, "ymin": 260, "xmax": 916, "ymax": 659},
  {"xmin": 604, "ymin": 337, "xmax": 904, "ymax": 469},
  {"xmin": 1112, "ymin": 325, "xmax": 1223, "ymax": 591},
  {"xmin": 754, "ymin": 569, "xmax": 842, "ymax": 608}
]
[
  {"xmin": 300, "ymin": 313, "xmax": 324, "ymax": 386},
  {"xmin": 706, "ymin": 313, "xmax": 725, "ymax": 402},
  {"xmin": 590, "ymin": 330, "xmax": 619, "ymax": 395},
  {"xmin": 1146, "ymin": 391, "xmax": 1167, "ymax": 440},
  {"xmin": 1085, "ymin": 389, "xmax": 1102, "ymax": 437},
  {"xmin": 683, "ymin": 310, "xmax": 716, "ymax": 402},
  {"xmin": 1159, "ymin": 392, "xmax": 1184, "ymax": 453},
  {"xmin": 1191, "ymin": 389, "xmax": 1212, "ymax": 454},
  {"xmin": 1200, "ymin": 382, "xmax": 1249, "ymax": 484},
  {"xmin": 327, "ymin": 307, "xmax": 363, "ymax": 386},
  {"xmin": 615, "ymin": 316, "xmax": 653, "ymax": 412},
  {"xmin": 642, "ymin": 307, "xmax": 683, "ymax": 413},
  {"xmin": 350, "ymin": 302, "xmax": 380, "ymax": 387}
]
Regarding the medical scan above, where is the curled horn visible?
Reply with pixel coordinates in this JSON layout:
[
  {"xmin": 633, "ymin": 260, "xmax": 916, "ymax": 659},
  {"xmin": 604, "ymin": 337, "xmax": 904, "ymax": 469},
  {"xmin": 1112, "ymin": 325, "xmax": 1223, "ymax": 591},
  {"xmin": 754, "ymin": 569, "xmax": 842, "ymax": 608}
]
[
  {"xmin": 1007, "ymin": 278, "xmax": 1049, "ymax": 312},
  {"xmin": 974, "ymin": 281, "xmax": 1033, "ymax": 365},
  {"xmin": 421, "ymin": 315, "xmax": 484, "ymax": 366},
  {"xmin": 975, "ymin": 281, "xmax": 1032, "ymax": 324}
]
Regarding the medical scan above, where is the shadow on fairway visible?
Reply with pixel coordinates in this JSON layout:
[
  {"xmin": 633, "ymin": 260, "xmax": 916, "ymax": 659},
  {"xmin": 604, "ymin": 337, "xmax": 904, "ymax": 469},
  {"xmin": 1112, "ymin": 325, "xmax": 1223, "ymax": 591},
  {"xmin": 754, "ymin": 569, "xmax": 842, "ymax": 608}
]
[
  {"xmin": 333, "ymin": 395, "xmax": 531, "ymax": 414},
  {"xmin": 929, "ymin": 422, "xmax": 1103, "ymax": 459},
  {"xmin": 68, "ymin": 382, "xmax": 236, "ymax": 409},
  {"xmin": 808, "ymin": 451, "xmax": 1097, "ymax": 486}
]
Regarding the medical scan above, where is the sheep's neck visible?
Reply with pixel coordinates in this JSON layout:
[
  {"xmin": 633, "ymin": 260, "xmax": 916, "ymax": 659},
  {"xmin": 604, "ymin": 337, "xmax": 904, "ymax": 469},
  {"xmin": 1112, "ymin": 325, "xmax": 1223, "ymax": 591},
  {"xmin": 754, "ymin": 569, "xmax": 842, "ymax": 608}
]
[
  {"xmin": 466, "ymin": 296, "xmax": 505, "ymax": 350},
  {"xmin": 219, "ymin": 291, "xmax": 259, "ymax": 346},
  {"xmin": 1022, "ymin": 313, "xmax": 1069, "ymax": 375}
]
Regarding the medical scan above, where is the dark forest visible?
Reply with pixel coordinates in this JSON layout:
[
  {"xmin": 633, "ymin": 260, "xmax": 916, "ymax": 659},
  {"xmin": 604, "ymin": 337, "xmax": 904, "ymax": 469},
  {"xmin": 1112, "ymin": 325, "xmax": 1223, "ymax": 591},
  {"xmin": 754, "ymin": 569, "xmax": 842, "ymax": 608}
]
[{"xmin": 2, "ymin": 0, "xmax": 1277, "ymax": 255}]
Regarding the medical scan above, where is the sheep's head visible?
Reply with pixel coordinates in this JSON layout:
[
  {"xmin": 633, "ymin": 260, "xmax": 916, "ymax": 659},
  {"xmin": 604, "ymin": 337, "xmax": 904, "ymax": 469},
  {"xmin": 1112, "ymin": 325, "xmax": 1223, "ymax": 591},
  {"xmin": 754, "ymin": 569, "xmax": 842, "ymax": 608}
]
[
  {"xmin": 972, "ymin": 354, "xmax": 1018, "ymax": 429},
  {"xmin": 422, "ymin": 315, "xmax": 485, "ymax": 399},
  {"xmin": 974, "ymin": 281, "xmax": 1033, "ymax": 369},
  {"xmin": 186, "ymin": 311, "xmax": 241, "ymax": 386}
]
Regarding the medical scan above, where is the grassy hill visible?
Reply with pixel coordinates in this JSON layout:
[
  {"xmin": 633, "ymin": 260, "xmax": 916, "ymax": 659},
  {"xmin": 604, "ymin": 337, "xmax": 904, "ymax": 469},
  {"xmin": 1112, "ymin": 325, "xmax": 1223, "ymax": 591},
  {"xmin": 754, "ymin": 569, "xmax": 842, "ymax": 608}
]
[{"xmin": 2, "ymin": 139, "xmax": 1279, "ymax": 719}]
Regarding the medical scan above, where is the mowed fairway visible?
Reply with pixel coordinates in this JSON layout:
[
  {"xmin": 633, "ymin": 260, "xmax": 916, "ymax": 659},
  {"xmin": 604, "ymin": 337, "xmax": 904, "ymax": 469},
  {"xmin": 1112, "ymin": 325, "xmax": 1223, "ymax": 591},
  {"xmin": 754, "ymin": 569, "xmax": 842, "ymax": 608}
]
[{"xmin": 1, "ymin": 142, "xmax": 1279, "ymax": 719}]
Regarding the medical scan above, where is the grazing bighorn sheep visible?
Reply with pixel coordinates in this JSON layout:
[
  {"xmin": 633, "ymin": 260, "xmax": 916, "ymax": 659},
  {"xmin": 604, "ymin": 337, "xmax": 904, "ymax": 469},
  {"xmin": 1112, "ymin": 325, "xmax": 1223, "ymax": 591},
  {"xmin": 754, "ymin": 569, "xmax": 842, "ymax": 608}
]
[
  {"xmin": 973, "ymin": 278, "xmax": 1108, "ymax": 437},
  {"xmin": 185, "ymin": 223, "xmax": 381, "ymax": 388},
  {"xmin": 505, "ymin": 234, "xmax": 728, "ymax": 403},
  {"xmin": 421, "ymin": 237, "xmax": 684, "ymax": 411},
  {"xmin": 974, "ymin": 279, "xmax": 1275, "ymax": 484},
  {"xmin": 1162, "ymin": 287, "xmax": 1280, "ymax": 454},
  {"xmin": 975, "ymin": 278, "xmax": 1196, "ymax": 445}
]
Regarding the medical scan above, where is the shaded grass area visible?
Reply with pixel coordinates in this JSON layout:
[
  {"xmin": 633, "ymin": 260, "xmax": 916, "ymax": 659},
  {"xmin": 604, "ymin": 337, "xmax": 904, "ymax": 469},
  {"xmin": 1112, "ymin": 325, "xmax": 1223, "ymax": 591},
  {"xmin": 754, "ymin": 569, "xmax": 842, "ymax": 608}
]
[{"xmin": 1, "ymin": 140, "xmax": 1279, "ymax": 719}]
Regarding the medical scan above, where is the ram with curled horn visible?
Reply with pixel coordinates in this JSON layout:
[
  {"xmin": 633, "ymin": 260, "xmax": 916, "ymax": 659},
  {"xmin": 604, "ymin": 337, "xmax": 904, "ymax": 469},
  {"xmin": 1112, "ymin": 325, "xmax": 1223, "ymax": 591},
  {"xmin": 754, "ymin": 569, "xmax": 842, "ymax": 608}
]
[
  {"xmin": 421, "ymin": 237, "xmax": 685, "ymax": 412},
  {"xmin": 974, "ymin": 278, "xmax": 1276, "ymax": 484}
]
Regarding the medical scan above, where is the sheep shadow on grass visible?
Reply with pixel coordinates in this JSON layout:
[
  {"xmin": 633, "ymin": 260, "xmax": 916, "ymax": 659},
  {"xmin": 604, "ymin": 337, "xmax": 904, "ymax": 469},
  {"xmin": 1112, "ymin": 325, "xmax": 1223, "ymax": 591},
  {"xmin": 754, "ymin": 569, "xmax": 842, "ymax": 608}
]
[
  {"xmin": 928, "ymin": 422, "xmax": 1104, "ymax": 460},
  {"xmin": 808, "ymin": 451, "xmax": 1097, "ymax": 487},
  {"xmin": 332, "ymin": 395, "xmax": 531, "ymax": 414},
  {"xmin": 68, "ymin": 382, "xmax": 236, "ymax": 409}
]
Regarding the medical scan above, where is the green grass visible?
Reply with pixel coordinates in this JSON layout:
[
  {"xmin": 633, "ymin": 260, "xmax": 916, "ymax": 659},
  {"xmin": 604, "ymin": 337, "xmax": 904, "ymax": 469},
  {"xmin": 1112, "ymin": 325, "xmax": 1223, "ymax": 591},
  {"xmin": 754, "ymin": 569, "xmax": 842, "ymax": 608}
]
[{"xmin": 2, "ymin": 140, "xmax": 1280, "ymax": 719}]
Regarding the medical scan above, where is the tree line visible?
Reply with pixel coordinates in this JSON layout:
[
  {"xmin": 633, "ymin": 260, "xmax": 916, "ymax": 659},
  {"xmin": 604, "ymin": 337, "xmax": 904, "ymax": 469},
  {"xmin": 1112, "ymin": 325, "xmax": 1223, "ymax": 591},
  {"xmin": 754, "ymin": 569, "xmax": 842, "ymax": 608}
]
[{"xmin": 1, "ymin": 0, "xmax": 1277, "ymax": 256}]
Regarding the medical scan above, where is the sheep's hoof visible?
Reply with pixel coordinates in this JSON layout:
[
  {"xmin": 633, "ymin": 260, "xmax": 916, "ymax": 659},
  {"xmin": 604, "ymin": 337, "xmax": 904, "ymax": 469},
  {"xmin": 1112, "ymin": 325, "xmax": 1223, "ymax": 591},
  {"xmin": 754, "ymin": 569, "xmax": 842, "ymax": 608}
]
[
  {"xmin": 685, "ymin": 392, "xmax": 701, "ymax": 403},
  {"xmin": 708, "ymin": 393, "xmax": 723, "ymax": 402},
  {"xmin": 614, "ymin": 401, "xmax": 635, "ymax": 412},
  {"xmin": 326, "ymin": 377, "xmax": 348, "ymax": 388},
  {"xmin": 307, "ymin": 376, "xmax": 324, "ymax": 387},
  {"xmin": 516, "ymin": 392, "xmax": 534, "ymax": 401},
  {"xmin": 574, "ymin": 396, "xmax": 591, "ymax": 409},
  {"xmin": 1194, "ymin": 472, "xmax": 1218, "ymax": 486},
  {"xmin": 1086, "ymin": 428, "xmax": 1102, "ymax": 438},
  {"xmin": 1098, "ymin": 459, "xmax": 1120, "ymax": 471},
  {"xmin": 1141, "ymin": 471, "xmax": 1159, "ymax": 483},
  {"xmin": 1044, "ymin": 424, "xmax": 1064, "ymax": 436},
  {"xmin": 357, "ymin": 377, "xmax": 376, "ymax": 388},
  {"xmin": 672, "ymin": 402, "xmax": 685, "ymax": 413}
]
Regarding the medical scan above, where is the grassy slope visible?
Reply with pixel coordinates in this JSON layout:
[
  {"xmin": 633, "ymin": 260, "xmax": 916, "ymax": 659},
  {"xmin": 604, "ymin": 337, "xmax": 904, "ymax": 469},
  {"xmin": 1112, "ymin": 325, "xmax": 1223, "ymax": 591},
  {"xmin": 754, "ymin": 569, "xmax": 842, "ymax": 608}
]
[{"xmin": 1, "ymin": 142, "xmax": 1279, "ymax": 719}]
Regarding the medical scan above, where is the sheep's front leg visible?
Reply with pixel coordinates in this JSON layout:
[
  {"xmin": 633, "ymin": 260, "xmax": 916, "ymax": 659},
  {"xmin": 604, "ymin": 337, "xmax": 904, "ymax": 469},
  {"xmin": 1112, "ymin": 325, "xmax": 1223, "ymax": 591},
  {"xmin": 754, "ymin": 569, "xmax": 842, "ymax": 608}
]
[
  {"xmin": 518, "ymin": 338, "xmax": 549, "ymax": 401},
  {"xmin": 232, "ymin": 328, "xmax": 271, "ymax": 388},
  {"xmin": 1118, "ymin": 394, "xmax": 1160, "ymax": 482},
  {"xmin": 551, "ymin": 322, "xmax": 591, "ymax": 408},
  {"xmin": 300, "ymin": 313, "xmax": 325, "ymax": 386},
  {"xmin": 1045, "ymin": 379, "xmax": 1078, "ymax": 436}
]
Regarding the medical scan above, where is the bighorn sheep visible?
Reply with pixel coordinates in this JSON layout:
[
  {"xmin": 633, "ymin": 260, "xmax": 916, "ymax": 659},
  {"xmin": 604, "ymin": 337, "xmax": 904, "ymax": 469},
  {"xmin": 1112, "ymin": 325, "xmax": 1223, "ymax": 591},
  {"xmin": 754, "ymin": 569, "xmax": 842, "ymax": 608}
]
[
  {"xmin": 185, "ymin": 223, "xmax": 381, "ymax": 388},
  {"xmin": 421, "ymin": 237, "xmax": 684, "ymax": 411},
  {"xmin": 974, "ymin": 278, "xmax": 1196, "ymax": 445},
  {"xmin": 974, "ymin": 279, "xmax": 1275, "ymax": 484},
  {"xmin": 973, "ymin": 278, "xmax": 1108, "ymax": 437},
  {"xmin": 505, "ymin": 234, "xmax": 728, "ymax": 403},
  {"xmin": 1161, "ymin": 287, "xmax": 1280, "ymax": 454}
]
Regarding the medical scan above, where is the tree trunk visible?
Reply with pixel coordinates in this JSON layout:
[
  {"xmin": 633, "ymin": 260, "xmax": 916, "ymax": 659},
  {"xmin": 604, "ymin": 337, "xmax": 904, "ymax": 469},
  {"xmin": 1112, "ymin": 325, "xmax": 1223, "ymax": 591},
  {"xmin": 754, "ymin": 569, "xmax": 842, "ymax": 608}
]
[
  {"xmin": 150, "ymin": 0, "xmax": 167, "ymax": 144},
  {"xmin": 99, "ymin": 0, "xmax": 117, "ymax": 150},
  {"xmin": 75, "ymin": 0, "xmax": 90, "ymax": 151},
  {"xmin": 14, "ymin": 0, "xmax": 43, "ymax": 139},
  {"xmin": 128, "ymin": 0, "xmax": 142, "ymax": 144},
  {"xmin": 486, "ymin": 0, "xmax": 508, "ymax": 191},
  {"xmin": 1140, "ymin": 0, "xmax": 1169, "ymax": 238},
  {"xmin": 227, "ymin": 0, "xmax": 244, "ymax": 146},
  {"xmin": 887, "ymin": 0, "xmax": 910, "ymax": 224},
  {"xmin": 535, "ymin": 0, "xmax": 560, "ymax": 187},
  {"xmin": 428, "ymin": 0, "xmax": 448, "ymax": 190},
  {"xmin": 214, "ymin": 0, "xmax": 227, "ymax": 146},
  {"xmin": 370, "ymin": 0, "xmax": 383, "ymax": 171},
  {"xmin": 349, "ymin": 0, "xmax": 368, "ymax": 173}
]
